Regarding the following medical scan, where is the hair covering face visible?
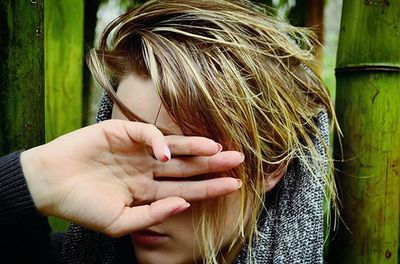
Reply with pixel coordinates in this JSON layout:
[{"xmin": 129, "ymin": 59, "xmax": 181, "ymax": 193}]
[{"xmin": 60, "ymin": 94, "xmax": 328, "ymax": 264}]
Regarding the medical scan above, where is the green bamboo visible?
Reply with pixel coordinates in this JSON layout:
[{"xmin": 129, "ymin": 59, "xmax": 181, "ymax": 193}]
[
  {"xmin": 0, "ymin": 1, "xmax": 44, "ymax": 156},
  {"xmin": 330, "ymin": 1, "xmax": 400, "ymax": 263},
  {"xmin": 45, "ymin": 0, "xmax": 84, "ymax": 232}
]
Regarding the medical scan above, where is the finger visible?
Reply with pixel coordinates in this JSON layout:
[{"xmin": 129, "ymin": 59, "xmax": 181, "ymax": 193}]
[
  {"xmin": 154, "ymin": 177, "xmax": 243, "ymax": 202},
  {"xmin": 153, "ymin": 151, "xmax": 244, "ymax": 177},
  {"xmin": 122, "ymin": 121, "xmax": 171, "ymax": 162},
  {"xmin": 166, "ymin": 135, "xmax": 222, "ymax": 156},
  {"xmin": 102, "ymin": 197, "xmax": 190, "ymax": 237}
]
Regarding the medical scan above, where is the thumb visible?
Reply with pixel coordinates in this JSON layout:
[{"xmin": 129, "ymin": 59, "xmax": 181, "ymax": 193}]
[{"xmin": 102, "ymin": 197, "xmax": 190, "ymax": 237}]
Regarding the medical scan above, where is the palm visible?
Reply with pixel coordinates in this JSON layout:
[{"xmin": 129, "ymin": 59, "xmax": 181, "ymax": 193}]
[{"xmin": 22, "ymin": 120, "xmax": 244, "ymax": 237}]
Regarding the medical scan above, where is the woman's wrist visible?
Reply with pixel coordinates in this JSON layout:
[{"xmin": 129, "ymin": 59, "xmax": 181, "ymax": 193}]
[{"xmin": 20, "ymin": 146, "xmax": 54, "ymax": 216}]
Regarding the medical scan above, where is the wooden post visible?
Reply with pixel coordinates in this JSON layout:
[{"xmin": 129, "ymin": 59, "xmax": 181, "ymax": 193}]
[
  {"xmin": 306, "ymin": 0, "xmax": 324, "ymax": 72},
  {"xmin": 45, "ymin": 0, "xmax": 84, "ymax": 232},
  {"xmin": 0, "ymin": 1, "xmax": 44, "ymax": 156},
  {"xmin": 330, "ymin": 1, "xmax": 400, "ymax": 263},
  {"xmin": 288, "ymin": 0, "xmax": 324, "ymax": 74},
  {"xmin": 82, "ymin": 0, "xmax": 101, "ymax": 126}
]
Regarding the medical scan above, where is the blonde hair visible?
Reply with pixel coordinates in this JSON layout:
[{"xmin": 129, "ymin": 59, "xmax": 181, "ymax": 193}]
[{"xmin": 88, "ymin": 0, "xmax": 338, "ymax": 263}]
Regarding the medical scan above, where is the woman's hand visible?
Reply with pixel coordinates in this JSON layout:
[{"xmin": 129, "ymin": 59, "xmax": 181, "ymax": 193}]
[{"xmin": 20, "ymin": 120, "xmax": 243, "ymax": 237}]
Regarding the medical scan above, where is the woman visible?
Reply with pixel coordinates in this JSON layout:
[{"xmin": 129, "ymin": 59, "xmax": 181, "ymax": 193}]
[
  {"xmin": 0, "ymin": 0, "xmax": 337, "ymax": 263},
  {"xmin": 60, "ymin": 0, "xmax": 337, "ymax": 263}
]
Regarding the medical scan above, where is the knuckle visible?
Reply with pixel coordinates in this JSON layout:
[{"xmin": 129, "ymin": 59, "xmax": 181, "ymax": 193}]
[
  {"xmin": 207, "ymin": 157, "xmax": 213, "ymax": 172},
  {"xmin": 178, "ymin": 161, "xmax": 186, "ymax": 177},
  {"xmin": 138, "ymin": 126, "xmax": 146, "ymax": 143},
  {"xmin": 178, "ymin": 182, "xmax": 188, "ymax": 198},
  {"xmin": 152, "ymin": 181, "xmax": 161, "ymax": 200},
  {"xmin": 153, "ymin": 162, "xmax": 160, "ymax": 176},
  {"xmin": 150, "ymin": 215, "xmax": 163, "ymax": 226},
  {"xmin": 187, "ymin": 140, "xmax": 196, "ymax": 153},
  {"xmin": 134, "ymin": 185, "xmax": 152, "ymax": 203},
  {"xmin": 147, "ymin": 205, "xmax": 163, "ymax": 225},
  {"xmin": 166, "ymin": 136, "xmax": 177, "ymax": 150}
]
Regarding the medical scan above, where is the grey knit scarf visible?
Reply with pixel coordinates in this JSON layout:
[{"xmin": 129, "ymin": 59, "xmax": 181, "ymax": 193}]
[{"xmin": 60, "ymin": 94, "xmax": 328, "ymax": 264}]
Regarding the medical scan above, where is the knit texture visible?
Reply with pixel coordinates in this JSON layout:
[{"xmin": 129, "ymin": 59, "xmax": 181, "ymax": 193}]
[
  {"xmin": 233, "ymin": 114, "xmax": 328, "ymax": 264},
  {"xmin": 0, "ymin": 151, "xmax": 55, "ymax": 264},
  {"xmin": 60, "ymin": 93, "xmax": 328, "ymax": 264},
  {"xmin": 0, "ymin": 151, "xmax": 40, "ymax": 225}
]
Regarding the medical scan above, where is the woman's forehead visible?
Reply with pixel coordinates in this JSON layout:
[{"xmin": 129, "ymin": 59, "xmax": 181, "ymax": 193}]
[{"xmin": 114, "ymin": 74, "xmax": 182, "ymax": 135}]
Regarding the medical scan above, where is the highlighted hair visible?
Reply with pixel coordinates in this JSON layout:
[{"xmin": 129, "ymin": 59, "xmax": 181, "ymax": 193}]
[{"xmin": 88, "ymin": 0, "xmax": 338, "ymax": 263}]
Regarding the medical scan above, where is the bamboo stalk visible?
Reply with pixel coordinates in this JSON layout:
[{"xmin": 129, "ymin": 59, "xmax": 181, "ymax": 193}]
[
  {"xmin": 330, "ymin": 1, "xmax": 400, "ymax": 263},
  {"xmin": 45, "ymin": 0, "xmax": 84, "ymax": 232},
  {"xmin": 0, "ymin": 1, "xmax": 44, "ymax": 156}
]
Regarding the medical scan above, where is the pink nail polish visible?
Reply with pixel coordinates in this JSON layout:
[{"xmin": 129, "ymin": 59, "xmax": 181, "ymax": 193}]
[
  {"xmin": 170, "ymin": 203, "xmax": 190, "ymax": 216},
  {"xmin": 163, "ymin": 145, "xmax": 171, "ymax": 161}
]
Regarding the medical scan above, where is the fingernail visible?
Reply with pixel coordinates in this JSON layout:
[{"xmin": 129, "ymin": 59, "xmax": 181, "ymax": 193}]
[
  {"xmin": 236, "ymin": 179, "xmax": 242, "ymax": 188},
  {"xmin": 240, "ymin": 153, "xmax": 245, "ymax": 162},
  {"xmin": 170, "ymin": 203, "xmax": 190, "ymax": 216},
  {"xmin": 216, "ymin": 143, "xmax": 223, "ymax": 153},
  {"xmin": 163, "ymin": 145, "xmax": 171, "ymax": 161}
]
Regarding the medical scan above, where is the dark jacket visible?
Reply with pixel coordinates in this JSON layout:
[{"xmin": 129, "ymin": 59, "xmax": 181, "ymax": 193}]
[
  {"xmin": 0, "ymin": 151, "xmax": 137, "ymax": 264},
  {"xmin": 0, "ymin": 151, "xmax": 56, "ymax": 263}
]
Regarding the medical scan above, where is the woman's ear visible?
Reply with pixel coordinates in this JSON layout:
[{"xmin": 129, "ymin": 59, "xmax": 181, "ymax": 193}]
[{"xmin": 262, "ymin": 164, "xmax": 287, "ymax": 193}]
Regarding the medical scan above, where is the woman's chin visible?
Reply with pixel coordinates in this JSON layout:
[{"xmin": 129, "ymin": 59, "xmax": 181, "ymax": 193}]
[
  {"xmin": 131, "ymin": 236, "xmax": 197, "ymax": 264},
  {"xmin": 133, "ymin": 248, "xmax": 193, "ymax": 264}
]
